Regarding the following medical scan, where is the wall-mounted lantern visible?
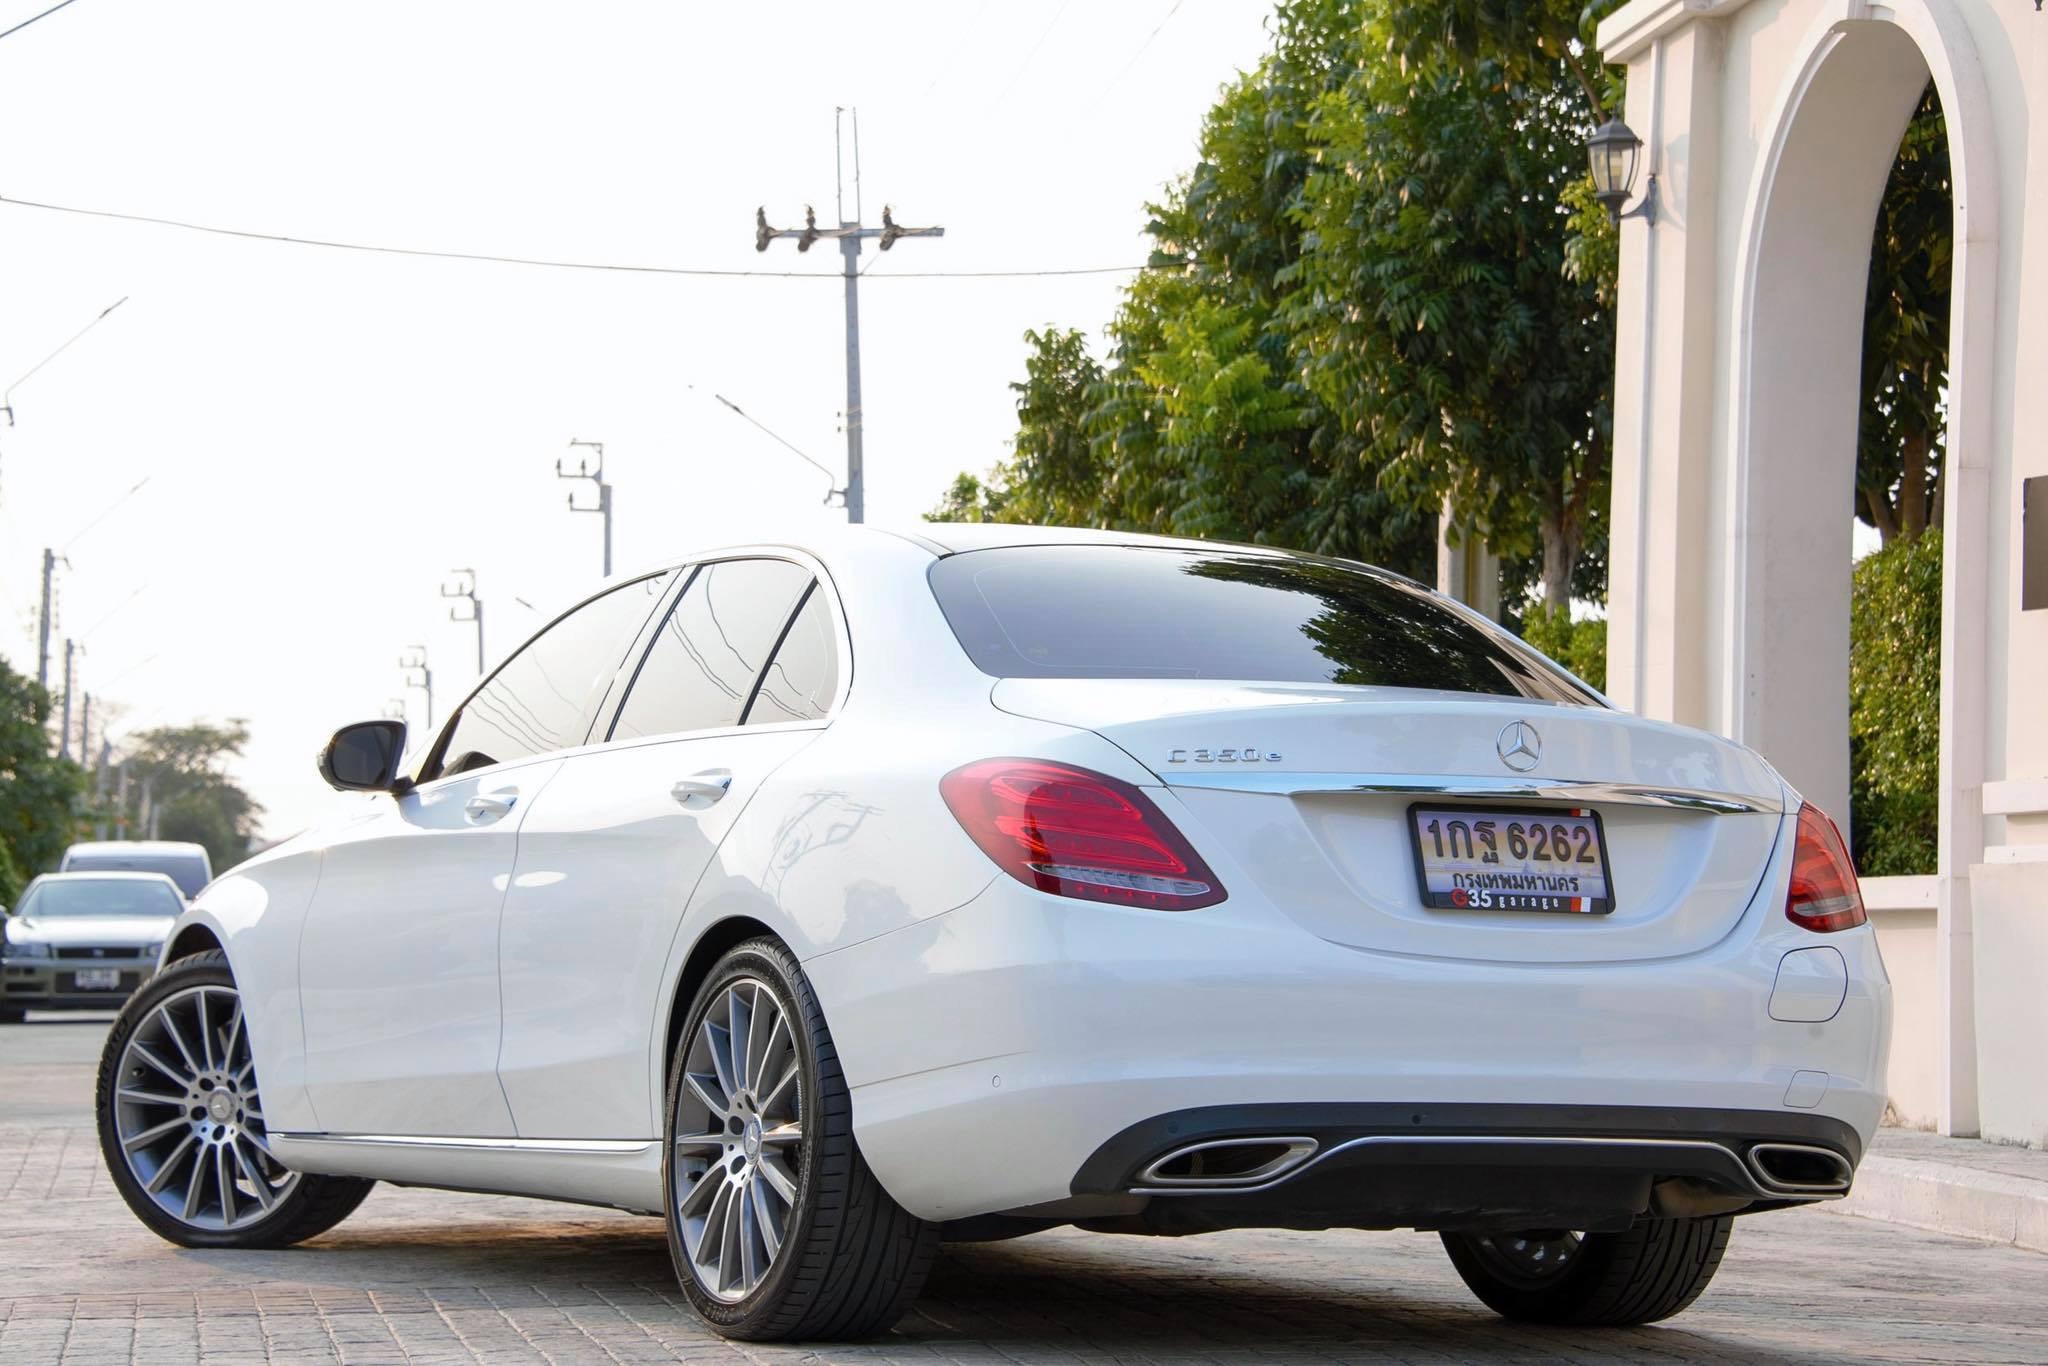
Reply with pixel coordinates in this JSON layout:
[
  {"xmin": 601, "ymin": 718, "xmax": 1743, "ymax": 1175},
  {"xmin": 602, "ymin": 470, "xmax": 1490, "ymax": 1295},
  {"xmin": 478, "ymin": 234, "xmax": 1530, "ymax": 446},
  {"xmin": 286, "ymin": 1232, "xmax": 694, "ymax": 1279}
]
[{"xmin": 1587, "ymin": 118, "xmax": 1658, "ymax": 227}]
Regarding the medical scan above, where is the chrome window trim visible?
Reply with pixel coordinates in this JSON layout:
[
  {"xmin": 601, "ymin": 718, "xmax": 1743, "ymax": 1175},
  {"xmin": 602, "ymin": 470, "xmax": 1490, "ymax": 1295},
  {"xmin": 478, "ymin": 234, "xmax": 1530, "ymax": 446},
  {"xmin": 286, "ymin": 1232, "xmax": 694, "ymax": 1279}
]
[{"xmin": 1160, "ymin": 771, "xmax": 1780, "ymax": 814}]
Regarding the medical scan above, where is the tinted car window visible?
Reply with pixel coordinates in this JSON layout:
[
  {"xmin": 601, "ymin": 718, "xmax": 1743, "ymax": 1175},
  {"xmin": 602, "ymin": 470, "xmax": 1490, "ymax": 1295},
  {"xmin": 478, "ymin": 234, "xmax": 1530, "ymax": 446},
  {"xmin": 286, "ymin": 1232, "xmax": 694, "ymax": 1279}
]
[
  {"xmin": 19, "ymin": 879, "xmax": 183, "ymax": 919},
  {"xmin": 611, "ymin": 559, "xmax": 814, "ymax": 740},
  {"xmin": 63, "ymin": 853, "xmax": 209, "ymax": 898},
  {"xmin": 745, "ymin": 585, "xmax": 839, "ymax": 725},
  {"xmin": 436, "ymin": 572, "xmax": 673, "ymax": 776},
  {"xmin": 928, "ymin": 545, "xmax": 1600, "ymax": 705}
]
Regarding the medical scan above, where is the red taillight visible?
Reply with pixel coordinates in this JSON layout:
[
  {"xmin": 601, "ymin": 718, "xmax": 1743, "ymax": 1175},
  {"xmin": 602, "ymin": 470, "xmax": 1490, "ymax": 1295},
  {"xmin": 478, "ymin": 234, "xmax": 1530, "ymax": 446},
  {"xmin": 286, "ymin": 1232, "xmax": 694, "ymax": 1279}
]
[
  {"xmin": 1785, "ymin": 802, "xmax": 1867, "ymax": 933},
  {"xmin": 939, "ymin": 758, "xmax": 1225, "ymax": 911}
]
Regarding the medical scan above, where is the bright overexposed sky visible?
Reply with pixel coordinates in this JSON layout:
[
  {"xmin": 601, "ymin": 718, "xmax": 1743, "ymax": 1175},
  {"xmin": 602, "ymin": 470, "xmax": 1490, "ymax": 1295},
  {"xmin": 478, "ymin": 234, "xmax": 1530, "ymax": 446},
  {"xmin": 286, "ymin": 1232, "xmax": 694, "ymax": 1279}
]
[{"xmin": 0, "ymin": 0, "xmax": 1274, "ymax": 839}]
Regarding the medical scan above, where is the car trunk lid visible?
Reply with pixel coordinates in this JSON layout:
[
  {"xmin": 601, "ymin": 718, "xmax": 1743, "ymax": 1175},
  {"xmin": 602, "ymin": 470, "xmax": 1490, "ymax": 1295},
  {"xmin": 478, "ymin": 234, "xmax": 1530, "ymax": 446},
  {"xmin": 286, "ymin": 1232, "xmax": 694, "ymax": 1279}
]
[{"xmin": 993, "ymin": 679, "xmax": 1787, "ymax": 964}]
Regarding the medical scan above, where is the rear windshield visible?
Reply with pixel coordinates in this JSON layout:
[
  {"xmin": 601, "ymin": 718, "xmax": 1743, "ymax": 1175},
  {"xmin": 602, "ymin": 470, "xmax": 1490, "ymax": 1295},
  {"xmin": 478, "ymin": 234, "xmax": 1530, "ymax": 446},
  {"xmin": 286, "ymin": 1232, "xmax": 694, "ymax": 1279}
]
[
  {"xmin": 64, "ymin": 853, "xmax": 208, "ymax": 898},
  {"xmin": 928, "ymin": 545, "xmax": 1600, "ymax": 705},
  {"xmin": 20, "ymin": 878, "xmax": 183, "ymax": 919}
]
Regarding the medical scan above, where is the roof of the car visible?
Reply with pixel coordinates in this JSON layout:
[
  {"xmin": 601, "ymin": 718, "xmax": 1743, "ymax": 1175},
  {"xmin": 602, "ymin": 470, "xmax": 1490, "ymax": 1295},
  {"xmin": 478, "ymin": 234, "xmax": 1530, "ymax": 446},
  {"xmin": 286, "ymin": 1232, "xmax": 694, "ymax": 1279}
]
[
  {"xmin": 64, "ymin": 841, "xmax": 207, "ymax": 858},
  {"xmin": 886, "ymin": 523, "xmax": 1263, "ymax": 556}
]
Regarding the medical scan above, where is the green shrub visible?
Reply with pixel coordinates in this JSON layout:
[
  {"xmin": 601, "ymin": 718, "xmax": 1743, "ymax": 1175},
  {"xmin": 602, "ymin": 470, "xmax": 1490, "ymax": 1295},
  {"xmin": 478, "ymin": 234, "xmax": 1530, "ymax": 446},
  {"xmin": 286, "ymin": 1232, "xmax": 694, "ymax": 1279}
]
[
  {"xmin": 1849, "ymin": 531, "xmax": 1941, "ymax": 875},
  {"xmin": 1521, "ymin": 603, "xmax": 1607, "ymax": 694}
]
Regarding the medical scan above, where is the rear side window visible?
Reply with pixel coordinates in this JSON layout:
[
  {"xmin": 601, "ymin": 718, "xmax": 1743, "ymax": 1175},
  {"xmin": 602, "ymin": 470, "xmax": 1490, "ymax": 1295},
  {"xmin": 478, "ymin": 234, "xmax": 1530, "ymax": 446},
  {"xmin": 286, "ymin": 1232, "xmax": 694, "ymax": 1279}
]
[
  {"xmin": 928, "ymin": 545, "xmax": 1599, "ymax": 705},
  {"xmin": 745, "ymin": 586, "xmax": 839, "ymax": 725},
  {"xmin": 611, "ymin": 559, "xmax": 814, "ymax": 740},
  {"xmin": 435, "ymin": 572, "xmax": 673, "ymax": 777}
]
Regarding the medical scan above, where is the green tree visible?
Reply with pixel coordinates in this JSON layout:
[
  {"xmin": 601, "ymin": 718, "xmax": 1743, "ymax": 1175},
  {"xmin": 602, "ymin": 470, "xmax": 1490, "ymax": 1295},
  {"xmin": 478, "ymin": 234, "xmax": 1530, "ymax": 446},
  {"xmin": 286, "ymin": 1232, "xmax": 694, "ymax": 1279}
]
[
  {"xmin": 1858, "ymin": 84, "xmax": 1950, "ymax": 545},
  {"xmin": 124, "ymin": 721, "xmax": 264, "ymax": 874},
  {"xmin": 1848, "ymin": 531, "xmax": 1941, "ymax": 874},
  {"xmin": 1286, "ymin": 30, "xmax": 1615, "ymax": 607},
  {"xmin": 0, "ymin": 654, "xmax": 87, "ymax": 905}
]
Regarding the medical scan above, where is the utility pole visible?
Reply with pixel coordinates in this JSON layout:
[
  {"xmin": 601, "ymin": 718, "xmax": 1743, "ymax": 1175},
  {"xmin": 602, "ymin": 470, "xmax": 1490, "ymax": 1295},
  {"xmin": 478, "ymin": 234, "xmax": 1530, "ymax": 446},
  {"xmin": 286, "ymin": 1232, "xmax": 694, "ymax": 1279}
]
[
  {"xmin": 400, "ymin": 646, "xmax": 434, "ymax": 731},
  {"xmin": 442, "ymin": 568, "xmax": 484, "ymax": 674},
  {"xmin": 382, "ymin": 697, "xmax": 409, "ymax": 723},
  {"xmin": 36, "ymin": 548, "xmax": 60, "ymax": 690},
  {"xmin": 93, "ymin": 739, "xmax": 110, "ymax": 840},
  {"xmin": 558, "ymin": 440, "xmax": 612, "ymax": 576},
  {"xmin": 59, "ymin": 638, "xmax": 74, "ymax": 760},
  {"xmin": 78, "ymin": 690, "xmax": 91, "ymax": 767},
  {"xmin": 114, "ymin": 761, "xmax": 129, "ymax": 837},
  {"xmin": 755, "ymin": 108, "xmax": 944, "ymax": 524}
]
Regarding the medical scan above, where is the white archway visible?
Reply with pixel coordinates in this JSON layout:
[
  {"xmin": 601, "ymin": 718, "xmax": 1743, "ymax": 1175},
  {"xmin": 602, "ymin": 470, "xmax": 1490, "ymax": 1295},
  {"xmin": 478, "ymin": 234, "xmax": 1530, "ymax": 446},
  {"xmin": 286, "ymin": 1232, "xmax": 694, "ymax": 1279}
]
[{"xmin": 1725, "ymin": 0, "xmax": 1996, "ymax": 1134}]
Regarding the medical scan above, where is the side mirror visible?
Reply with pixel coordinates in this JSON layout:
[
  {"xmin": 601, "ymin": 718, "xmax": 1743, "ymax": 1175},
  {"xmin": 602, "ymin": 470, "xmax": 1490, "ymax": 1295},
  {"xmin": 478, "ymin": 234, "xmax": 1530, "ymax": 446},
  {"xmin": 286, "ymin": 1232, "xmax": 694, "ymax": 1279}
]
[{"xmin": 318, "ymin": 720, "xmax": 410, "ymax": 793}]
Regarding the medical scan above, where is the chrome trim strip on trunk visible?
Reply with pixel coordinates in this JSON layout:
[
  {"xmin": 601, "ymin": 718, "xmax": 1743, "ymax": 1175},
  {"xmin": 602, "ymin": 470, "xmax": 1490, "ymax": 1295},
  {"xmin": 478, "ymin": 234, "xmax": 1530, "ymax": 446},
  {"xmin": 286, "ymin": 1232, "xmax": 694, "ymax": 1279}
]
[
  {"xmin": 268, "ymin": 1132, "xmax": 655, "ymax": 1155},
  {"xmin": 1159, "ymin": 771, "xmax": 1780, "ymax": 814}
]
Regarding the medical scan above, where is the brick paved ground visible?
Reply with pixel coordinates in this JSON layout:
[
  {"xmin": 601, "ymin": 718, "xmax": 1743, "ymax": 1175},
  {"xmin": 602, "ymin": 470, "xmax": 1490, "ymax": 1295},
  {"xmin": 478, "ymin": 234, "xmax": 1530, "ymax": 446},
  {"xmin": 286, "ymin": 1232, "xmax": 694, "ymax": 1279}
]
[{"xmin": 6, "ymin": 1018, "xmax": 2046, "ymax": 1364}]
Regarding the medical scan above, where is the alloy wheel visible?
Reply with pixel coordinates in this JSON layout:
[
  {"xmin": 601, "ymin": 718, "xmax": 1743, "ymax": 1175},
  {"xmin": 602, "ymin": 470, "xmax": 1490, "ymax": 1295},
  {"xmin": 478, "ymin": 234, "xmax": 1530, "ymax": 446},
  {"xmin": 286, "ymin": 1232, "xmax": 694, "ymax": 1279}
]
[
  {"xmin": 109, "ymin": 983, "xmax": 298, "ymax": 1231},
  {"xmin": 672, "ymin": 976, "xmax": 805, "ymax": 1302},
  {"xmin": 1468, "ymin": 1229, "xmax": 1585, "ymax": 1289}
]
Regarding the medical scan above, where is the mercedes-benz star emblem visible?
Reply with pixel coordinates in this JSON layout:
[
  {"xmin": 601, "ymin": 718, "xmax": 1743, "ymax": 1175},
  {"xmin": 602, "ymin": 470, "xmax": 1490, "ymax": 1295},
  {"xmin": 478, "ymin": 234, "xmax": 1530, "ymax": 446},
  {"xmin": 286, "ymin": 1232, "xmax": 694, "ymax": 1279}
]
[{"xmin": 1496, "ymin": 720, "xmax": 1542, "ymax": 772}]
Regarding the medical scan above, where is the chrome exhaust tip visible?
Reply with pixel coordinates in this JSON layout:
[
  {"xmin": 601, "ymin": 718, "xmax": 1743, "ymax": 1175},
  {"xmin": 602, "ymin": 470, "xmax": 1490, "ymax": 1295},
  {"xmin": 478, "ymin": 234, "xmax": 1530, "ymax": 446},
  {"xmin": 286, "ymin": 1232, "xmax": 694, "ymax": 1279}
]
[
  {"xmin": 1136, "ymin": 1137, "xmax": 1319, "ymax": 1190},
  {"xmin": 1747, "ymin": 1142, "xmax": 1853, "ymax": 1194}
]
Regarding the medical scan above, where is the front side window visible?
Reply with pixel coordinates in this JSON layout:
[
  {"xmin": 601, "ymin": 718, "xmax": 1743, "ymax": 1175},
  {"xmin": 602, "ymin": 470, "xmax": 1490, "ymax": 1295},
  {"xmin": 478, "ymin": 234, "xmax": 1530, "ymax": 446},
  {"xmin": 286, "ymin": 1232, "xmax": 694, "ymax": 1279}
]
[
  {"xmin": 928, "ymin": 545, "xmax": 1600, "ymax": 705},
  {"xmin": 611, "ymin": 559, "xmax": 814, "ymax": 741},
  {"xmin": 435, "ymin": 572, "xmax": 673, "ymax": 777}
]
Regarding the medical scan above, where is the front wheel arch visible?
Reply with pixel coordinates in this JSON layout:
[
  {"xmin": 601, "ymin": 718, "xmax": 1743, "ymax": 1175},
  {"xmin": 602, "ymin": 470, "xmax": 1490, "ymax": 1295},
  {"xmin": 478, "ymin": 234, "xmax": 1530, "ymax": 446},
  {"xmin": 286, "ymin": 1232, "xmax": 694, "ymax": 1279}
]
[{"xmin": 166, "ymin": 923, "xmax": 224, "ymax": 964}]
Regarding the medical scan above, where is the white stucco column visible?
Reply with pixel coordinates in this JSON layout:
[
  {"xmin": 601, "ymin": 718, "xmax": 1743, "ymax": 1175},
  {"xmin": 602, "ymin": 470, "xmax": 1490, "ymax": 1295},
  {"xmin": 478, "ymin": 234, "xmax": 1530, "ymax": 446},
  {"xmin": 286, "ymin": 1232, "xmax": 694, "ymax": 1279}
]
[
  {"xmin": 1599, "ymin": 10, "xmax": 1725, "ymax": 733},
  {"xmin": 1435, "ymin": 501, "xmax": 1500, "ymax": 622}
]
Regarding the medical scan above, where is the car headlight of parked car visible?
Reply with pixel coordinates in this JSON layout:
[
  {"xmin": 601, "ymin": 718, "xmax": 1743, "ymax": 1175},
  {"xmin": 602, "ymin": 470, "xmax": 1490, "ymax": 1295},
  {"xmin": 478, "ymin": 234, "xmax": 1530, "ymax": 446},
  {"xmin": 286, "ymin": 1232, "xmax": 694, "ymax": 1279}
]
[
  {"xmin": 3, "ymin": 940, "xmax": 51, "ymax": 959},
  {"xmin": 144, "ymin": 941, "xmax": 165, "ymax": 962}
]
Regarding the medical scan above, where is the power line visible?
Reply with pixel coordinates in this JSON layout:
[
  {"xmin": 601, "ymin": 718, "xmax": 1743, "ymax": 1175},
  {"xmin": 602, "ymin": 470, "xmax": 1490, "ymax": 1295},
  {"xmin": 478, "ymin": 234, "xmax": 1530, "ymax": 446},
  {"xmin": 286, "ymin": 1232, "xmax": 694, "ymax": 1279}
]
[
  {"xmin": 4, "ymin": 295, "xmax": 127, "ymax": 423},
  {"xmin": 991, "ymin": 0, "xmax": 1075, "ymax": 109},
  {"xmin": 0, "ymin": 0, "xmax": 83, "ymax": 43},
  {"xmin": 0, "ymin": 193, "xmax": 1145, "ymax": 280},
  {"xmin": 1093, "ymin": 0, "xmax": 1185, "ymax": 104}
]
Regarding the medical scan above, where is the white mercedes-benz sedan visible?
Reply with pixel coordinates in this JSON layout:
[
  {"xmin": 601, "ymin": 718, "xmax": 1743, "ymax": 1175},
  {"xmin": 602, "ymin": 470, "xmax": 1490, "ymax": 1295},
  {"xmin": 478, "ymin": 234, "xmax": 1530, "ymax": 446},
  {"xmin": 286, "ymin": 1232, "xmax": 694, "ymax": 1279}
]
[{"xmin": 97, "ymin": 525, "xmax": 1888, "ymax": 1339}]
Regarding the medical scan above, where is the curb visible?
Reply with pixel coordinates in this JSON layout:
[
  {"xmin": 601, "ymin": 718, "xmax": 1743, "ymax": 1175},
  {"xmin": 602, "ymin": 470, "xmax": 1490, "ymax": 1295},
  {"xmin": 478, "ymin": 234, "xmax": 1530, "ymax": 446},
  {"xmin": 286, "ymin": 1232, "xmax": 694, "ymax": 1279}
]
[{"xmin": 1828, "ymin": 1152, "xmax": 2048, "ymax": 1253}]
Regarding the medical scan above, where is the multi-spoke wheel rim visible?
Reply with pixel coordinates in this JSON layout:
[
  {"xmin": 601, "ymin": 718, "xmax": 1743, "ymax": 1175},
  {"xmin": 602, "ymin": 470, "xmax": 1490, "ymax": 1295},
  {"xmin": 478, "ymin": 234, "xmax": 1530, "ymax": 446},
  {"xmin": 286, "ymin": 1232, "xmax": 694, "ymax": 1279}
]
[
  {"xmin": 672, "ymin": 976, "xmax": 803, "ymax": 1303},
  {"xmin": 1471, "ymin": 1229, "xmax": 1585, "ymax": 1288},
  {"xmin": 111, "ymin": 984, "xmax": 298, "ymax": 1230}
]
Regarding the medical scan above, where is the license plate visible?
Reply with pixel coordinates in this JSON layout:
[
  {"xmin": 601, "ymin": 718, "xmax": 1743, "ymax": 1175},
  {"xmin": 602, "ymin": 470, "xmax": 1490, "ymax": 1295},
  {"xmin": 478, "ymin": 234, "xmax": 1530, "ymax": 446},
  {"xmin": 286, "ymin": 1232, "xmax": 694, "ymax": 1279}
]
[
  {"xmin": 72, "ymin": 968, "xmax": 122, "ymax": 991},
  {"xmin": 1409, "ymin": 805, "xmax": 1615, "ymax": 915}
]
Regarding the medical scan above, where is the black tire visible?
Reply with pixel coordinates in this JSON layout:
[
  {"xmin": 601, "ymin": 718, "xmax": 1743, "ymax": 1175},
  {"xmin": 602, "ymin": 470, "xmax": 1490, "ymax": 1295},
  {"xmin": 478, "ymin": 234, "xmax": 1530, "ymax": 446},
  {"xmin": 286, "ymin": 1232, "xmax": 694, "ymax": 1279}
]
[
  {"xmin": 663, "ymin": 937, "xmax": 938, "ymax": 1341},
  {"xmin": 96, "ymin": 950, "xmax": 375, "ymax": 1249},
  {"xmin": 1441, "ymin": 1217, "xmax": 1733, "ymax": 1326}
]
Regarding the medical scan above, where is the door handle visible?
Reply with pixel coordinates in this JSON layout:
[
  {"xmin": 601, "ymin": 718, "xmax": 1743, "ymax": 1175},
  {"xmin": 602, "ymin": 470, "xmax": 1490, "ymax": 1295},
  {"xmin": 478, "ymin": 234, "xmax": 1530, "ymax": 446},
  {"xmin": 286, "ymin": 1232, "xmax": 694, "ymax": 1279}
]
[
  {"xmin": 671, "ymin": 771, "xmax": 733, "ymax": 809},
  {"xmin": 464, "ymin": 790, "xmax": 518, "ymax": 824}
]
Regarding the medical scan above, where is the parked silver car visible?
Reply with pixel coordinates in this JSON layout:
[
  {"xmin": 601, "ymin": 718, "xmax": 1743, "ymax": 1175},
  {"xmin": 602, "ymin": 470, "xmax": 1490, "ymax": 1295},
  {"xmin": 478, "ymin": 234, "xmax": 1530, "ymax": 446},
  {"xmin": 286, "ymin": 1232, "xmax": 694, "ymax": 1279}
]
[{"xmin": 1, "ymin": 873, "xmax": 183, "ymax": 1020}]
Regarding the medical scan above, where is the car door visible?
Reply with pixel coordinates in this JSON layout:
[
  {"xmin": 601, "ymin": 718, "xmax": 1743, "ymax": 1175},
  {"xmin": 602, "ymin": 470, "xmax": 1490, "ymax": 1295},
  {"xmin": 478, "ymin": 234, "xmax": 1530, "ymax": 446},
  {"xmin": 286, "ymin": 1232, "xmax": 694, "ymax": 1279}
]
[
  {"xmin": 496, "ymin": 558, "xmax": 844, "ymax": 1139},
  {"xmin": 295, "ymin": 571, "xmax": 673, "ymax": 1137}
]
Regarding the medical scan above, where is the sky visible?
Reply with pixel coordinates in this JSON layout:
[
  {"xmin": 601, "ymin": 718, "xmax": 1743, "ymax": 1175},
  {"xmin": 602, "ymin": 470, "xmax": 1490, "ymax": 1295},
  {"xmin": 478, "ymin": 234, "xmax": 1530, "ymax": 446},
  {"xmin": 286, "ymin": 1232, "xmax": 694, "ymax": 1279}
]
[{"xmin": 0, "ymin": 0, "xmax": 1277, "ymax": 840}]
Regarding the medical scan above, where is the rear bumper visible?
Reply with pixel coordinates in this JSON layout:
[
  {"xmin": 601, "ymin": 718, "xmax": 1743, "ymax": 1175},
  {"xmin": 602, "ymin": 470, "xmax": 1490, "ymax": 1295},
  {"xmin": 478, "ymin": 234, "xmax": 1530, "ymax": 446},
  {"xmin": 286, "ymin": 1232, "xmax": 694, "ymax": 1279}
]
[
  {"xmin": 1065, "ymin": 1101, "xmax": 1859, "ymax": 1234},
  {"xmin": 804, "ymin": 877, "xmax": 1890, "ymax": 1223}
]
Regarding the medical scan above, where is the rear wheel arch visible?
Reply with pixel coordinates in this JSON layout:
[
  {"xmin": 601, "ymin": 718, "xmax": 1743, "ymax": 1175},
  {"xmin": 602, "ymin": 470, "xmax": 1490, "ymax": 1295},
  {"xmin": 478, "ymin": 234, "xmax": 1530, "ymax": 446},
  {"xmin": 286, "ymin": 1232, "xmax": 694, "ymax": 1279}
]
[{"xmin": 664, "ymin": 916, "xmax": 780, "ymax": 1073}]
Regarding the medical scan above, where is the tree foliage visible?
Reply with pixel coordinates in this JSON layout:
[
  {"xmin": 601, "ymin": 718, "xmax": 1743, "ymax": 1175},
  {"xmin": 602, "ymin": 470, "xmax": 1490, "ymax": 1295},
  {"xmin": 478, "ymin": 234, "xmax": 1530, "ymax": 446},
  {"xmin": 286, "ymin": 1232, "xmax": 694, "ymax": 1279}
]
[
  {"xmin": 0, "ymin": 654, "xmax": 87, "ymax": 906},
  {"xmin": 1858, "ymin": 84, "xmax": 1950, "ymax": 545},
  {"xmin": 1848, "ymin": 531, "xmax": 1941, "ymax": 874},
  {"xmin": 935, "ymin": 0, "xmax": 1619, "ymax": 602},
  {"xmin": 123, "ymin": 721, "xmax": 264, "ymax": 874}
]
